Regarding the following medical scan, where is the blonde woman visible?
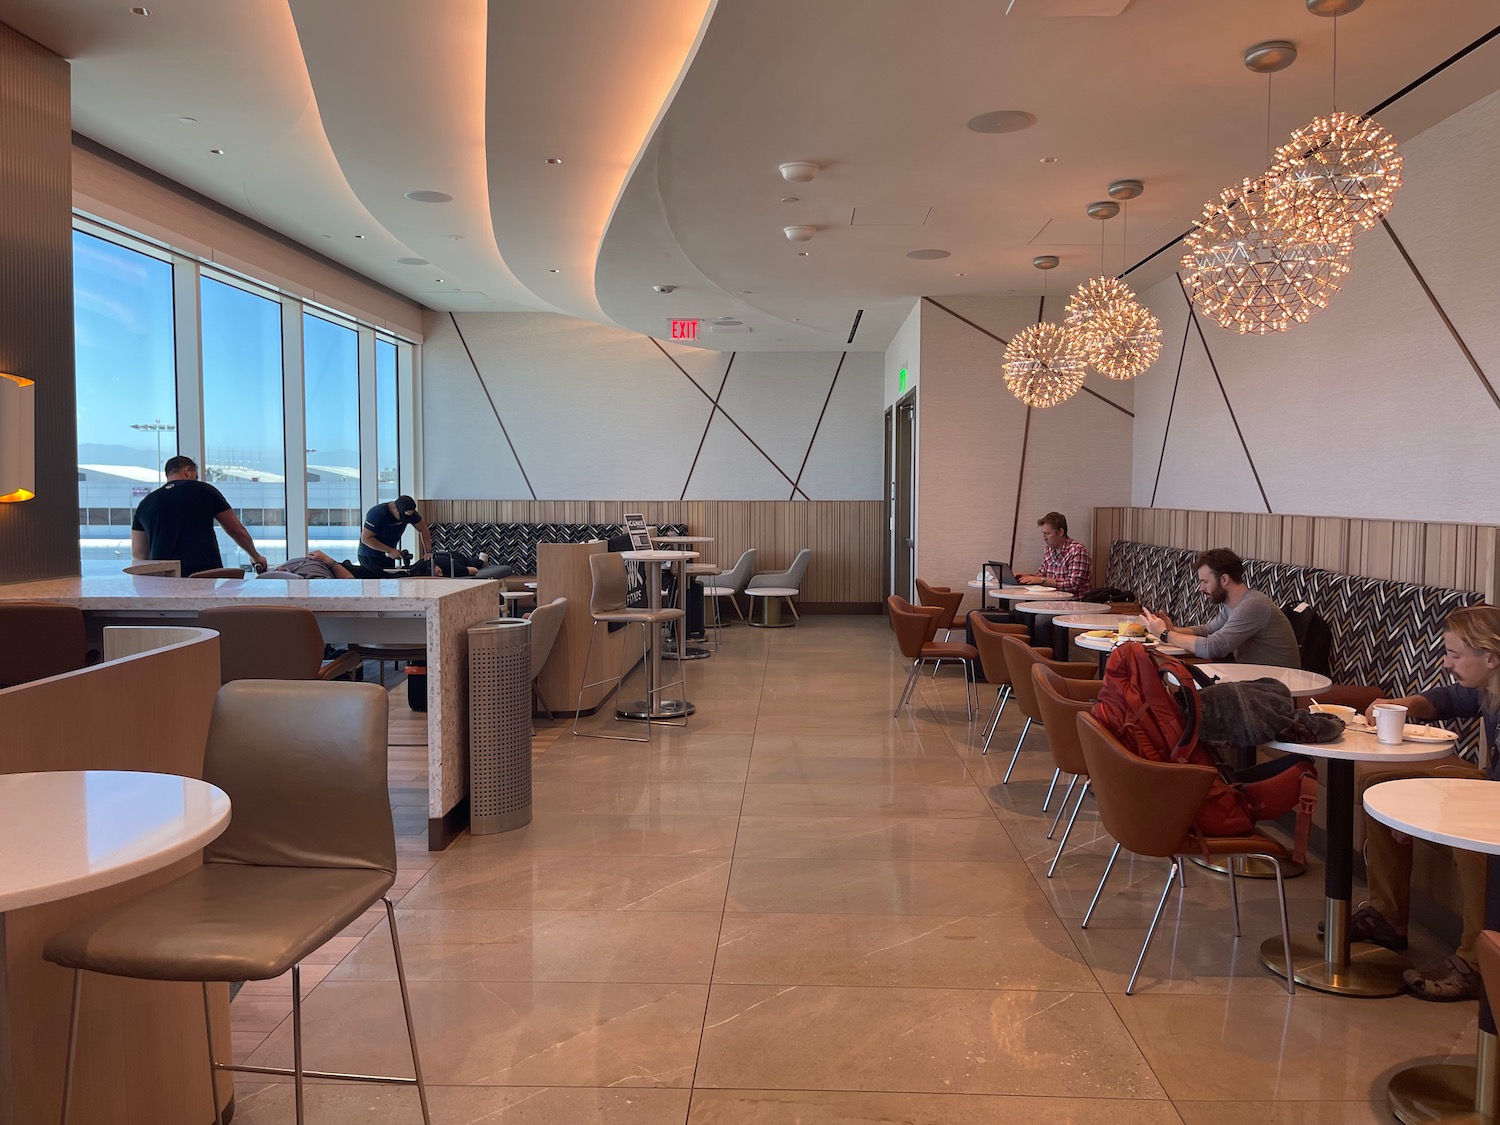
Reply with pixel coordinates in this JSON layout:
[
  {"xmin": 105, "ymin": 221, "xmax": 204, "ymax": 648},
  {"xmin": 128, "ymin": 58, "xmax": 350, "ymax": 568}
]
[{"xmin": 1353, "ymin": 605, "xmax": 1500, "ymax": 1001}]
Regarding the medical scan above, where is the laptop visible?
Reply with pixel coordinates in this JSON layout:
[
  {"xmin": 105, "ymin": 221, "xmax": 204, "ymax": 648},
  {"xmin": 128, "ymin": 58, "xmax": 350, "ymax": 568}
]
[{"xmin": 984, "ymin": 560, "xmax": 1019, "ymax": 588}]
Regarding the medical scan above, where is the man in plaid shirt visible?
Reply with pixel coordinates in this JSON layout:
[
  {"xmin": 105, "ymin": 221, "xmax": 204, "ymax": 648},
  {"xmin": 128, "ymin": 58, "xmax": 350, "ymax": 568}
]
[{"xmin": 1017, "ymin": 511, "xmax": 1092, "ymax": 598}]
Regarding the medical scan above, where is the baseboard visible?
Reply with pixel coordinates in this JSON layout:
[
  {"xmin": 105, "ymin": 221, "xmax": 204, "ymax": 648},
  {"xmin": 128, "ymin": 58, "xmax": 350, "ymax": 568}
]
[
  {"xmin": 799, "ymin": 602, "xmax": 882, "ymax": 615},
  {"xmin": 428, "ymin": 795, "xmax": 469, "ymax": 851}
]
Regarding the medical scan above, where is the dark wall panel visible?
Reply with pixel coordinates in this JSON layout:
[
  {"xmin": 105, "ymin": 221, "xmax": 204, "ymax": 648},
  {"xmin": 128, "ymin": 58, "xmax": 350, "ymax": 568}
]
[{"xmin": 0, "ymin": 23, "xmax": 76, "ymax": 584}]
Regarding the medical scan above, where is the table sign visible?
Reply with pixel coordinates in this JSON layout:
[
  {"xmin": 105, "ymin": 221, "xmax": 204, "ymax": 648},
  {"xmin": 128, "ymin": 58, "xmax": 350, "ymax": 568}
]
[{"xmin": 624, "ymin": 512, "xmax": 652, "ymax": 551}]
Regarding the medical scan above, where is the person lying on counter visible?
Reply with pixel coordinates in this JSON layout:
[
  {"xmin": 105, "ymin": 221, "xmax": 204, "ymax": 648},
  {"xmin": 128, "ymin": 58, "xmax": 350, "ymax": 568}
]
[{"xmin": 257, "ymin": 549, "xmax": 356, "ymax": 579}]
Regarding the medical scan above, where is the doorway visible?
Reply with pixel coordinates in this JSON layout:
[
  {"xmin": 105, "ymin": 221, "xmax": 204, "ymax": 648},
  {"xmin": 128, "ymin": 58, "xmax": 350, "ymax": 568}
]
[{"xmin": 892, "ymin": 389, "xmax": 916, "ymax": 603}]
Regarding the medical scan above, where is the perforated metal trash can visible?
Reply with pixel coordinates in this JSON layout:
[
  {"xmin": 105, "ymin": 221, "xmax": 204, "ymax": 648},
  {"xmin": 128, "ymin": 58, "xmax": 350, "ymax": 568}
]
[{"xmin": 468, "ymin": 618, "xmax": 533, "ymax": 834}]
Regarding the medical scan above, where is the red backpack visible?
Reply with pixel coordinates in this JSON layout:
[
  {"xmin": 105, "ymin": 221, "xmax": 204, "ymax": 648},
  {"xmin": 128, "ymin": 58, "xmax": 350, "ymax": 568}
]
[{"xmin": 1092, "ymin": 643, "xmax": 1317, "ymax": 846}]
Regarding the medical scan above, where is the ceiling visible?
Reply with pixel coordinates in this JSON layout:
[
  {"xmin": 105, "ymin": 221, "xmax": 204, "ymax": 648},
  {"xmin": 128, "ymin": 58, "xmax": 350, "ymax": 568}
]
[{"xmin": 2, "ymin": 0, "xmax": 1497, "ymax": 352}]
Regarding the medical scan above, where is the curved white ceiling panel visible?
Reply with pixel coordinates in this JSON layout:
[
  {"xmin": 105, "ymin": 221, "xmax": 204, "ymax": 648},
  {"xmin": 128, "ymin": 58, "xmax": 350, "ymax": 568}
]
[
  {"xmin": 483, "ymin": 0, "xmax": 715, "ymax": 324},
  {"xmin": 288, "ymin": 0, "xmax": 541, "ymax": 313}
]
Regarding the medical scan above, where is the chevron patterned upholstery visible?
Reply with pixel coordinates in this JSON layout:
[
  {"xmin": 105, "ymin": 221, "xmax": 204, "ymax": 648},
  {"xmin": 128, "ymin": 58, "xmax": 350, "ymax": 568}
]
[
  {"xmin": 1105, "ymin": 539, "xmax": 1486, "ymax": 758},
  {"xmin": 428, "ymin": 522, "xmax": 688, "ymax": 578}
]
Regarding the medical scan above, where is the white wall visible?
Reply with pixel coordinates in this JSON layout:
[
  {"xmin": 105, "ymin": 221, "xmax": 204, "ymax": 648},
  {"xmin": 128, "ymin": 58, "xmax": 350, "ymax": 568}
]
[
  {"xmin": 1131, "ymin": 87, "xmax": 1500, "ymax": 524},
  {"xmin": 421, "ymin": 310, "xmax": 883, "ymax": 500},
  {"xmin": 914, "ymin": 296, "xmax": 1135, "ymax": 601},
  {"xmin": 885, "ymin": 300, "xmax": 920, "ymax": 404}
]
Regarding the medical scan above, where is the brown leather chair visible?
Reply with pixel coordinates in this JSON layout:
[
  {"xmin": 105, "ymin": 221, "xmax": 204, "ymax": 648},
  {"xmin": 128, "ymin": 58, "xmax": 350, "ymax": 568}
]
[
  {"xmin": 198, "ymin": 605, "xmax": 325, "ymax": 683},
  {"xmin": 915, "ymin": 578, "xmax": 965, "ymax": 635},
  {"xmin": 43, "ymin": 680, "xmax": 432, "ymax": 1125},
  {"xmin": 0, "ymin": 602, "xmax": 88, "ymax": 687},
  {"xmin": 573, "ymin": 552, "xmax": 687, "ymax": 742},
  {"xmin": 998, "ymin": 635, "xmax": 1095, "ymax": 806},
  {"xmin": 187, "ymin": 567, "xmax": 247, "ymax": 579},
  {"xmin": 1032, "ymin": 665, "xmax": 1104, "ymax": 877},
  {"xmin": 1075, "ymin": 712, "xmax": 1293, "ymax": 995},
  {"xmin": 968, "ymin": 611, "xmax": 1030, "ymax": 752},
  {"xmin": 1479, "ymin": 930, "xmax": 1500, "ymax": 1012},
  {"xmin": 888, "ymin": 595, "xmax": 977, "ymax": 721},
  {"xmin": 525, "ymin": 595, "xmax": 568, "ymax": 717}
]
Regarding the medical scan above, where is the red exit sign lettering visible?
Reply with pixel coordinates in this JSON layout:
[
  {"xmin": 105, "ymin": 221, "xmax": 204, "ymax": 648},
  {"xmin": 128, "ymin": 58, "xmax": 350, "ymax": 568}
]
[{"xmin": 670, "ymin": 319, "xmax": 699, "ymax": 341}]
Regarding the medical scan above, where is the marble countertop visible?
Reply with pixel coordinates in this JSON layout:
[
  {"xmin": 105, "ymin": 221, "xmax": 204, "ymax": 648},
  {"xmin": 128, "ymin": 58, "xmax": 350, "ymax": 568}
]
[
  {"xmin": 0, "ymin": 771, "xmax": 231, "ymax": 911},
  {"xmin": 0, "ymin": 575, "xmax": 498, "ymax": 612}
]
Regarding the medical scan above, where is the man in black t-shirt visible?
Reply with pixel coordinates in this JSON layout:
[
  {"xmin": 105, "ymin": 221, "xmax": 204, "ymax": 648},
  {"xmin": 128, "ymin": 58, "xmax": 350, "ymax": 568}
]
[
  {"xmin": 358, "ymin": 494, "xmax": 431, "ymax": 570},
  {"xmin": 131, "ymin": 455, "xmax": 268, "ymax": 576}
]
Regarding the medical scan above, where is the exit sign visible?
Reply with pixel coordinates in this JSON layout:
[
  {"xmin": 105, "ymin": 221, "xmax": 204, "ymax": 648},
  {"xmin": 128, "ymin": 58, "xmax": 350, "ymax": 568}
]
[{"xmin": 670, "ymin": 319, "xmax": 699, "ymax": 341}]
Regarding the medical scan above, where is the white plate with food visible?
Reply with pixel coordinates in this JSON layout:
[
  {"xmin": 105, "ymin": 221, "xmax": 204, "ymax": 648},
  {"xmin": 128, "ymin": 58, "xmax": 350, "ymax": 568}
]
[{"xmin": 1402, "ymin": 724, "xmax": 1459, "ymax": 744}]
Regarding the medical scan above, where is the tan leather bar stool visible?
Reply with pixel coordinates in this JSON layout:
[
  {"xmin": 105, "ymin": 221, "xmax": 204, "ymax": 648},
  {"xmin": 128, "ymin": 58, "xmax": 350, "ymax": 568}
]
[{"xmin": 43, "ymin": 680, "xmax": 432, "ymax": 1125}]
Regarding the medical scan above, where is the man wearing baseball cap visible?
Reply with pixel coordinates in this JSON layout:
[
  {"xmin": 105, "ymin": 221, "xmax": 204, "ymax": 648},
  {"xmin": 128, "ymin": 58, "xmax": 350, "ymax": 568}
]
[{"xmin": 358, "ymin": 494, "xmax": 431, "ymax": 571}]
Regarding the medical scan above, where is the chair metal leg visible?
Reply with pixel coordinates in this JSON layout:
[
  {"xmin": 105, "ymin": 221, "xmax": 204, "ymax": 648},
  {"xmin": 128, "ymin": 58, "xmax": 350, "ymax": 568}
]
[
  {"xmin": 58, "ymin": 969, "xmax": 82, "ymax": 1125},
  {"xmin": 292, "ymin": 963, "xmax": 306, "ymax": 1125},
  {"xmin": 1001, "ymin": 717, "xmax": 1032, "ymax": 783},
  {"xmin": 980, "ymin": 686, "xmax": 1010, "ymax": 753},
  {"xmin": 200, "ymin": 983, "xmax": 227, "ymax": 1125},
  {"xmin": 786, "ymin": 596, "xmax": 799, "ymax": 621},
  {"xmin": 1082, "ymin": 842, "xmax": 1121, "ymax": 928},
  {"xmin": 1047, "ymin": 780, "xmax": 1090, "ymax": 878},
  {"xmin": 386, "ymin": 896, "xmax": 434, "ymax": 1125},
  {"xmin": 1041, "ymin": 767, "xmax": 1061, "ymax": 810},
  {"xmin": 1261, "ymin": 852, "xmax": 1296, "ymax": 996},
  {"xmin": 1047, "ymin": 774, "xmax": 1078, "ymax": 838},
  {"xmin": 571, "ymin": 619, "xmax": 600, "ymax": 737},
  {"xmin": 894, "ymin": 660, "xmax": 921, "ymax": 717},
  {"xmin": 1127, "ymin": 859, "xmax": 1180, "ymax": 995},
  {"xmin": 731, "ymin": 595, "xmax": 746, "ymax": 621},
  {"xmin": 1226, "ymin": 856, "xmax": 1242, "ymax": 936}
]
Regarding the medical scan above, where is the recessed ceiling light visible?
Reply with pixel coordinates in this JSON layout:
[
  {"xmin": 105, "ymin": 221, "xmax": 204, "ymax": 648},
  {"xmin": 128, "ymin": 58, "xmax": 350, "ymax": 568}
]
[
  {"xmin": 396, "ymin": 257, "xmax": 428, "ymax": 265},
  {"xmin": 792, "ymin": 318, "xmax": 801, "ymax": 322},
  {"xmin": 955, "ymin": 272, "xmax": 967, "ymax": 277},
  {"xmin": 797, "ymin": 251, "xmax": 810, "ymax": 257},
  {"xmin": 548, "ymin": 268, "xmax": 560, "ymax": 273},
  {"xmin": 130, "ymin": 6, "xmax": 149, "ymax": 14},
  {"xmin": 450, "ymin": 235, "xmax": 464, "ymax": 240},
  {"xmin": 906, "ymin": 249, "xmax": 951, "ymax": 260},
  {"xmin": 966, "ymin": 109, "xmax": 1037, "ymax": 134},
  {"xmin": 208, "ymin": 148, "xmax": 224, "ymax": 155},
  {"xmin": 1040, "ymin": 156, "xmax": 1058, "ymax": 164},
  {"xmin": 353, "ymin": 234, "xmax": 366, "ymax": 239},
  {"xmin": 404, "ymin": 190, "xmax": 452, "ymax": 203},
  {"xmin": 177, "ymin": 116, "xmax": 196, "ymax": 125},
  {"xmin": 434, "ymin": 279, "xmax": 444, "ymax": 283},
  {"xmin": 546, "ymin": 157, "xmax": 563, "ymax": 165},
  {"xmin": 740, "ymin": 290, "xmax": 754, "ymax": 294},
  {"xmin": 780, "ymin": 196, "xmax": 799, "ymax": 204}
]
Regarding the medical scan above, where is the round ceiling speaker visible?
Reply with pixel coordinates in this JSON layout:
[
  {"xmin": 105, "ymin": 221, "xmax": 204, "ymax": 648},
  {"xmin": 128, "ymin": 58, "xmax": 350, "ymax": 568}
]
[
  {"xmin": 966, "ymin": 109, "xmax": 1038, "ymax": 134},
  {"xmin": 906, "ymin": 249, "xmax": 951, "ymax": 260},
  {"xmin": 404, "ymin": 190, "xmax": 453, "ymax": 203},
  {"xmin": 784, "ymin": 225, "xmax": 816, "ymax": 242},
  {"xmin": 779, "ymin": 162, "xmax": 821, "ymax": 183}
]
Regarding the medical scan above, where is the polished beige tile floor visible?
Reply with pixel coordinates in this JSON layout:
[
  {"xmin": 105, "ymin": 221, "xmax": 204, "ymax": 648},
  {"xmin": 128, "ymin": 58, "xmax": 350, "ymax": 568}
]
[{"xmin": 231, "ymin": 616, "xmax": 1478, "ymax": 1124}]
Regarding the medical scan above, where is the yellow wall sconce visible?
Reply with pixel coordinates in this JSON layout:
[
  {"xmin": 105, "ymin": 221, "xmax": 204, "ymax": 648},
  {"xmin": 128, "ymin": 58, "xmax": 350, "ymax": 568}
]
[{"xmin": 0, "ymin": 372, "xmax": 36, "ymax": 502}]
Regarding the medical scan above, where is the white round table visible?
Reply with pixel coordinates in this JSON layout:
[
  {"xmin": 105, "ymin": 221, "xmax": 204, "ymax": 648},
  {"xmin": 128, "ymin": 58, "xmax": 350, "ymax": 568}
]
[
  {"xmin": 1074, "ymin": 633, "xmax": 1188, "ymax": 662},
  {"xmin": 1197, "ymin": 662, "xmax": 1333, "ymax": 696},
  {"xmin": 1365, "ymin": 777, "xmax": 1500, "ymax": 1125},
  {"xmin": 1256, "ymin": 728, "xmax": 1454, "ymax": 996},
  {"xmin": 0, "ymin": 770, "xmax": 230, "ymax": 1125},
  {"xmin": 746, "ymin": 587, "xmax": 799, "ymax": 628},
  {"xmin": 652, "ymin": 537, "xmax": 715, "ymax": 652},
  {"xmin": 1014, "ymin": 601, "xmax": 1112, "ymax": 660},
  {"xmin": 965, "ymin": 582, "xmax": 1073, "ymax": 602},
  {"xmin": 619, "ymin": 550, "xmax": 698, "ymax": 718}
]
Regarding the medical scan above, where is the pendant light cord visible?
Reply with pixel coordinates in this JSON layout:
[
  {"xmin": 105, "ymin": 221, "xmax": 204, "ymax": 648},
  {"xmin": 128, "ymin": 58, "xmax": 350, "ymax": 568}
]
[{"xmin": 1332, "ymin": 12, "xmax": 1339, "ymax": 110}]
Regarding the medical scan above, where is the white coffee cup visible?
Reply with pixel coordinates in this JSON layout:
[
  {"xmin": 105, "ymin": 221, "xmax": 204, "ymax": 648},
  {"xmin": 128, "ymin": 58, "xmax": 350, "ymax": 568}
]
[{"xmin": 1372, "ymin": 703, "xmax": 1409, "ymax": 745}]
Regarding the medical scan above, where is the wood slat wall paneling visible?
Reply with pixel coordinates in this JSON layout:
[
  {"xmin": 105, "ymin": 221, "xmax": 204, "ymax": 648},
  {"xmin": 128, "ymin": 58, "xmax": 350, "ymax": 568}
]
[
  {"xmin": 419, "ymin": 500, "xmax": 884, "ymax": 610},
  {"xmin": 0, "ymin": 26, "xmax": 78, "ymax": 584},
  {"xmin": 1093, "ymin": 506, "xmax": 1499, "ymax": 602}
]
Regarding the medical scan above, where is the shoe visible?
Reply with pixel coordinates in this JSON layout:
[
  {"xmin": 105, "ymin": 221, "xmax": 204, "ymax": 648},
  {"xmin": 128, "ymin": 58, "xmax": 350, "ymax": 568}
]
[
  {"xmin": 1404, "ymin": 955, "xmax": 1482, "ymax": 1002},
  {"xmin": 1317, "ymin": 903, "xmax": 1408, "ymax": 952}
]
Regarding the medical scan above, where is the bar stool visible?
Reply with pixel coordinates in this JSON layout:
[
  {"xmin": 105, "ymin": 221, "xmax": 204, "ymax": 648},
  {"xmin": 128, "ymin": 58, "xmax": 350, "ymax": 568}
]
[
  {"xmin": 698, "ymin": 548, "xmax": 756, "ymax": 643},
  {"xmin": 573, "ymin": 552, "xmax": 688, "ymax": 742}
]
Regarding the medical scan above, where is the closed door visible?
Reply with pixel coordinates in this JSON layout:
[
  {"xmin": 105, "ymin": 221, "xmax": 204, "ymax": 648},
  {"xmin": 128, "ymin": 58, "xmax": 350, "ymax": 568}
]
[{"xmin": 893, "ymin": 391, "xmax": 915, "ymax": 602}]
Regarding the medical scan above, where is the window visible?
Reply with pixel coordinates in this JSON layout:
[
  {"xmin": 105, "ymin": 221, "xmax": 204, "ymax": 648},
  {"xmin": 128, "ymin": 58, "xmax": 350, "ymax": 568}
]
[
  {"xmin": 376, "ymin": 337, "xmax": 399, "ymax": 502},
  {"xmin": 201, "ymin": 276, "xmax": 287, "ymax": 566},
  {"xmin": 72, "ymin": 231, "xmax": 176, "ymax": 562},
  {"xmin": 303, "ymin": 313, "xmax": 361, "ymax": 556}
]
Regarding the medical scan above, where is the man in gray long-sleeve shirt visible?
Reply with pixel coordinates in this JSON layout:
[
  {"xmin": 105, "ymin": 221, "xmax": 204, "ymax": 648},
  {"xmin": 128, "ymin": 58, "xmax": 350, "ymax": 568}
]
[{"xmin": 1141, "ymin": 548, "xmax": 1301, "ymax": 668}]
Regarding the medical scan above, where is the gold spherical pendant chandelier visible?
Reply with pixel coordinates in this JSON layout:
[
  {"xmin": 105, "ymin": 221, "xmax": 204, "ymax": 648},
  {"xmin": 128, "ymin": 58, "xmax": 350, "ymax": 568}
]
[
  {"xmin": 1003, "ymin": 321, "xmax": 1088, "ymax": 408},
  {"xmin": 1067, "ymin": 278, "xmax": 1163, "ymax": 380},
  {"xmin": 1266, "ymin": 109, "xmax": 1403, "ymax": 243},
  {"xmin": 1181, "ymin": 178, "xmax": 1352, "ymax": 335}
]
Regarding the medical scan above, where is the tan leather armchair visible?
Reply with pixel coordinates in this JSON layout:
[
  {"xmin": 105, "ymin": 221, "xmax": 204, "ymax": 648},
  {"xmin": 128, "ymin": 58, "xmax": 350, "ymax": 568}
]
[
  {"xmin": 42, "ymin": 680, "xmax": 432, "ymax": 1124},
  {"xmin": 197, "ymin": 605, "xmax": 327, "ymax": 683},
  {"xmin": 1032, "ymin": 666, "xmax": 1104, "ymax": 877},
  {"xmin": 968, "ymin": 612, "xmax": 1029, "ymax": 753},
  {"xmin": 1076, "ymin": 712, "xmax": 1294, "ymax": 995},
  {"xmin": 888, "ymin": 595, "xmax": 977, "ymax": 721},
  {"xmin": 998, "ymin": 635, "xmax": 1096, "ymax": 806}
]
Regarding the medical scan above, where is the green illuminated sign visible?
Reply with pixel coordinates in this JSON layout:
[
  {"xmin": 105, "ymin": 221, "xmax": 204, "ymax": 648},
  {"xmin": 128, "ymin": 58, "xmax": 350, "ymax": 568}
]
[{"xmin": 899, "ymin": 367, "xmax": 908, "ymax": 393}]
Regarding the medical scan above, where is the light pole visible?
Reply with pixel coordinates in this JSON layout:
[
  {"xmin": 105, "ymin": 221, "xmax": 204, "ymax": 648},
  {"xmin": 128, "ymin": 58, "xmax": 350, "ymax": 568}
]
[{"xmin": 129, "ymin": 419, "xmax": 176, "ymax": 481}]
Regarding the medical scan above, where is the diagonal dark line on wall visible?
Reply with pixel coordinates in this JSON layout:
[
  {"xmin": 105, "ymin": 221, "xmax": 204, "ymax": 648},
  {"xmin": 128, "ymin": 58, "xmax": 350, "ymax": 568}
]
[
  {"xmin": 1177, "ymin": 286, "xmax": 1272, "ymax": 513},
  {"xmin": 1007, "ymin": 296, "xmax": 1045, "ymax": 563},
  {"xmin": 923, "ymin": 296, "xmax": 1133, "ymax": 417},
  {"xmin": 681, "ymin": 351, "xmax": 735, "ymax": 501},
  {"xmin": 647, "ymin": 336, "xmax": 808, "ymax": 498},
  {"xmin": 450, "ymin": 312, "xmax": 536, "ymax": 500},
  {"xmin": 1382, "ymin": 218, "xmax": 1500, "ymax": 414},
  {"xmin": 1151, "ymin": 305, "xmax": 1193, "ymax": 507},
  {"xmin": 789, "ymin": 351, "xmax": 846, "ymax": 501}
]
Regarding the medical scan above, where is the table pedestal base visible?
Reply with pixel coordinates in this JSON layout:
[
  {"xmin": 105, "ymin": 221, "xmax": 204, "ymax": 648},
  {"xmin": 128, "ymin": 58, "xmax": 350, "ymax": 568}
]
[
  {"xmin": 1259, "ymin": 934, "xmax": 1411, "ymax": 996},
  {"xmin": 749, "ymin": 596, "xmax": 793, "ymax": 628},
  {"xmin": 663, "ymin": 644, "xmax": 712, "ymax": 661},
  {"xmin": 1388, "ymin": 1029, "xmax": 1498, "ymax": 1125},
  {"xmin": 1192, "ymin": 854, "xmax": 1308, "ymax": 879},
  {"xmin": 618, "ymin": 698, "xmax": 696, "ymax": 721}
]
